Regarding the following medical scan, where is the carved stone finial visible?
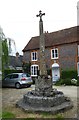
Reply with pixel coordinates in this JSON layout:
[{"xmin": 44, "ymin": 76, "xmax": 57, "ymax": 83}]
[{"xmin": 36, "ymin": 10, "xmax": 45, "ymax": 22}]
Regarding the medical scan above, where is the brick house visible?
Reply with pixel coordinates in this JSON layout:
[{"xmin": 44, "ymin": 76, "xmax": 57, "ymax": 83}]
[{"xmin": 22, "ymin": 26, "xmax": 79, "ymax": 80}]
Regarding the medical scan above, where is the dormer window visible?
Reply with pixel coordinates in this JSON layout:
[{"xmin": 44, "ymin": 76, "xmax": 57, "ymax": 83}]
[
  {"xmin": 31, "ymin": 52, "xmax": 38, "ymax": 61},
  {"xmin": 51, "ymin": 48, "xmax": 58, "ymax": 59}
]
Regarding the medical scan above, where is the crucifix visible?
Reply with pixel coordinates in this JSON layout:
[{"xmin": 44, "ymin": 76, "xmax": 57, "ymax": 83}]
[
  {"xmin": 36, "ymin": 10, "xmax": 45, "ymax": 22},
  {"xmin": 36, "ymin": 10, "xmax": 45, "ymax": 36}
]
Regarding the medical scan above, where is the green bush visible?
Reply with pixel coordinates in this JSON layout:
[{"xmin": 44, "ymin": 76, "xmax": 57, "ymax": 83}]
[
  {"xmin": 77, "ymin": 79, "xmax": 79, "ymax": 86},
  {"xmin": 55, "ymin": 114, "xmax": 64, "ymax": 120},
  {"xmin": 47, "ymin": 69, "xmax": 51, "ymax": 76},
  {"xmin": 56, "ymin": 78, "xmax": 79, "ymax": 86},
  {"xmin": 55, "ymin": 78, "xmax": 71, "ymax": 86},
  {"xmin": 61, "ymin": 69, "xmax": 77, "ymax": 80},
  {"xmin": 22, "ymin": 62, "xmax": 31, "ymax": 74},
  {"xmin": 63, "ymin": 78, "xmax": 71, "ymax": 85},
  {"xmin": 55, "ymin": 79, "xmax": 64, "ymax": 86},
  {"xmin": 3, "ymin": 69, "xmax": 22, "ymax": 78}
]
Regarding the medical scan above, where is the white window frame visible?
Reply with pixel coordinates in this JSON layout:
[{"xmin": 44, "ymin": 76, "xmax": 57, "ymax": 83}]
[
  {"xmin": 31, "ymin": 65, "xmax": 39, "ymax": 77},
  {"xmin": 31, "ymin": 52, "xmax": 38, "ymax": 61},
  {"xmin": 77, "ymin": 62, "xmax": 79, "ymax": 76},
  {"xmin": 51, "ymin": 48, "xmax": 58, "ymax": 59},
  {"xmin": 78, "ymin": 45, "xmax": 79, "ymax": 56}
]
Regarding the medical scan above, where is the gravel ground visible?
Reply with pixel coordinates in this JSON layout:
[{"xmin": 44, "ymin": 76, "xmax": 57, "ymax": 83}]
[{"xmin": 2, "ymin": 85, "xmax": 79, "ymax": 118}]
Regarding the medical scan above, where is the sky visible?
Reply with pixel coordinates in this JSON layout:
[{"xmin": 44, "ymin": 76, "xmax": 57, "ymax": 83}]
[{"xmin": 0, "ymin": 0, "xmax": 78, "ymax": 55}]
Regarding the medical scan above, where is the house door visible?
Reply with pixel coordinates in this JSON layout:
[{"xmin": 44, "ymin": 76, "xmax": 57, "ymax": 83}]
[{"xmin": 52, "ymin": 63, "xmax": 60, "ymax": 82}]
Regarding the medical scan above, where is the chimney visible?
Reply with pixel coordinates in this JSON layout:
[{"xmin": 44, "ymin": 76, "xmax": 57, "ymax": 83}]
[
  {"xmin": 44, "ymin": 31, "xmax": 49, "ymax": 34},
  {"xmin": 16, "ymin": 52, "xmax": 19, "ymax": 57}
]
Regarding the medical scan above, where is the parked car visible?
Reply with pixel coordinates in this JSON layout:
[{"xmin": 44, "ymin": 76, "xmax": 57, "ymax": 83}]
[{"xmin": 2, "ymin": 73, "xmax": 33, "ymax": 89}]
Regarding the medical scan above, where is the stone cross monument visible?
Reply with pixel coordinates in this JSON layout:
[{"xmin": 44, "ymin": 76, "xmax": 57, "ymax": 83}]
[
  {"xmin": 36, "ymin": 10, "xmax": 47, "ymax": 76},
  {"xmin": 35, "ymin": 10, "xmax": 52, "ymax": 96},
  {"xmin": 16, "ymin": 11, "xmax": 73, "ymax": 113}
]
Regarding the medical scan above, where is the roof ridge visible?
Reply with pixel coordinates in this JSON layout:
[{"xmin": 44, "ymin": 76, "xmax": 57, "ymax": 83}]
[{"xmin": 22, "ymin": 26, "xmax": 77, "ymax": 52}]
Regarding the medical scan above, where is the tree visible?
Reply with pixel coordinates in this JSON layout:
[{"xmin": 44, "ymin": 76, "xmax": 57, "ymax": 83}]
[
  {"xmin": 2, "ymin": 39, "xmax": 9, "ymax": 78},
  {"xmin": 0, "ymin": 26, "xmax": 5, "ymax": 72},
  {"xmin": 0, "ymin": 40, "xmax": 2, "ymax": 73},
  {"xmin": 22, "ymin": 61, "xmax": 31, "ymax": 74},
  {"xmin": 0, "ymin": 26, "xmax": 16, "ymax": 78},
  {"xmin": 2, "ymin": 39, "xmax": 9, "ymax": 66}
]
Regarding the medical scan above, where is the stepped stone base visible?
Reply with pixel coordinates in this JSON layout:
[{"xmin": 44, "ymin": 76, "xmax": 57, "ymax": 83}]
[{"xmin": 16, "ymin": 89, "xmax": 73, "ymax": 114}]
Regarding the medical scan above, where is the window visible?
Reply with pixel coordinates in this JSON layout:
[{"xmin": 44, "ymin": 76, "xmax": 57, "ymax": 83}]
[
  {"xmin": 21, "ymin": 73, "xmax": 30, "ymax": 77},
  {"xmin": 31, "ymin": 65, "xmax": 39, "ymax": 76},
  {"xmin": 5, "ymin": 75, "xmax": 12, "ymax": 80},
  {"xmin": 12, "ymin": 74, "xmax": 18, "ymax": 78},
  {"xmin": 78, "ymin": 45, "xmax": 79, "ymax": 56},
  {"xmin": 51, "ymin": 48, "xmax": 58, "ymax": 59},
  {"xmin": 31, "ymin": 52, "xmax": 37, "ymax": 61}
]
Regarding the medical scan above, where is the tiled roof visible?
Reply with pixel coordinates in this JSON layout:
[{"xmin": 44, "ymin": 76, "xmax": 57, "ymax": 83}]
[
  {"xmin": 9, "ymin": 55, "xmax": 23, "ymax": 67},
  {"xmin": 23, "ymin": 26, "xmax": 78, "ymax": 52}
]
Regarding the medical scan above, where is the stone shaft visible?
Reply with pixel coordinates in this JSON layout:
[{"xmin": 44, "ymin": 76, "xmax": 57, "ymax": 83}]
[
  {"xmin": 39, "ymin": 20, "xmax": 47, "ymax": 76},
  {"xmin": 35, "ymin": 10, "xmax": 52, "ymax": 96}
]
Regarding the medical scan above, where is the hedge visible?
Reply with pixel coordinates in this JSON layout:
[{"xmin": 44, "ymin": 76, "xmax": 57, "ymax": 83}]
[
  {"xmin": 55, "ymin": 69, "xmax": 78, "ymax": 86},
  {"xmin": 3, "ymin": 69, "xmax": 22, "ymax": 78},
  {"xmin": 55, "ymin": 78, "xmax": 72, "ymax": 86},
  {"xmin": 61, "ymin": 69, "xmax": 78, "ymax": 80}
]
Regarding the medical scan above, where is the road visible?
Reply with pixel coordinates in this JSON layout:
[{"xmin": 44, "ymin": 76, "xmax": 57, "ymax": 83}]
[{"xmin": 1, "ymin": 85, "xmax": 79, "ymax": 118}]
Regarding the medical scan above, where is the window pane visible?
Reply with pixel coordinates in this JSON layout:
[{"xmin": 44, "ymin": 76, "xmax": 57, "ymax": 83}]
[
  {"xmin": 12, "ymin": 74, "xmax": 18, "ymax": 78},
  {"xmin": 5, "ymin": 75, "xmax": 12, "ymax": 79},
  {"xmin": 51, "ymin": 49, "xmax": 58, "ymax": 59},
  {"xmin": 35, "ymin": 52, "xmax": 36, "ymax": 60},
  {"xmin": 26, "ymin": 73, "xmax": 30, "ymax": 77},
  {"xmin": 31, "ymin": 52, "xmax": 37, "ymax": 61},
  {"xmin": 31, "ymin": 65, "xmax": 38, "ymax": 76},
  {"xmin": 22, "ymin": 74, "xmax": 26, "ymax": 77},
  {"xmin": 31, "ymin": 66, "xmax": 33, "ymax": 75},
  {"xmin": 33, "ymin": 53, "xmax": 34, "ymax": 60},
  {"xmin": 35, "ymin": 66, "xmax": 38, "ymax": 75},
  {"xmin": 34, "ymin": 66, "xmax": 36, "ymax": 75},
  {"xmin": 52, "ymin": 50, "xmax": 54, "ymax": 58},
  {"xmin": 55, "ymin": 49, "xmax": 57, "ymax": 54},
  {"xmin": 55, "ymin": 49, "xmax": 58, "ymax": 58}
]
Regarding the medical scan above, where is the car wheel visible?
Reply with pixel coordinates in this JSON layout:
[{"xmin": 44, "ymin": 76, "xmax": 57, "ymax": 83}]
[{"xmin": 15, "ymin": 83, "xmax": 21, "ymax": 89}]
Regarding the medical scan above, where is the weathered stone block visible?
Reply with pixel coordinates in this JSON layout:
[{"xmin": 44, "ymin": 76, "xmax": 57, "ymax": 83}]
[{"xmin": 35, "ymin": 76, "xmax": 52, "ymax": 96}]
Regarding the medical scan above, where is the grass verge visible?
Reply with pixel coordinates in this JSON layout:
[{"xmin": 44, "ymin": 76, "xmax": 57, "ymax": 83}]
[{"xmin": 2, "ymin": 111, "xmax": 15, "ymax": 118}]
